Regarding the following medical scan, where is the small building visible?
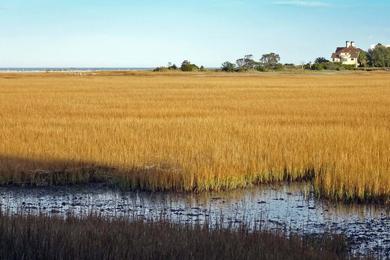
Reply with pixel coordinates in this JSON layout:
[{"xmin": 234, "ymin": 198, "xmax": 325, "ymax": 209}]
[{"xmin": 331, "ymin": 41, "xmax": 363, "ymax": 67}]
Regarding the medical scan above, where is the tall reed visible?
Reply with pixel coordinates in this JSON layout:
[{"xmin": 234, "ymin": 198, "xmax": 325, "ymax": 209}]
[
  {"xmin": 0, "ymin": 72, "xmax": 389, "ymax": 202},
  {"xmin": 0, "ymin": 213, "xmax": 349, "ymax": 260}
]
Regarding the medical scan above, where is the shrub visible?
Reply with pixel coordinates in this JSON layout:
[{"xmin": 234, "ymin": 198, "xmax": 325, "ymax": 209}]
[
  {"xmin": 153, "ymin": 66, "xmax": 168, "ymax": 72},
  {"xmin": 181, "ymin": 60, "xmax": 199, "ymax": 72},
  {"xmin": 221, "ymin": 62, "xmax": 236, "ymax": 72}
]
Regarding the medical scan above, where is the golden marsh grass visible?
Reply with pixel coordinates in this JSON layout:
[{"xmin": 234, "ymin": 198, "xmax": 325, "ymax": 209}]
[{"xmin": 0, "ymin": 72, "xmax": 389, "ymax": 202}]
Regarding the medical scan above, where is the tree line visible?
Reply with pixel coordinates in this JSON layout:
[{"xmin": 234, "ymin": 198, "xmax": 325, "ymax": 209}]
[
  {"xmin": 153, "ymin": 60, "xmax": 205, "ymax": 72},
  {"xmin": 154, "ymin": 43, "xmax": 390, "ymax": 72},
  {"xmin": 308, "ymin": 43, "xmax": 390, "ymax": 70},
  {"xmin": 221, "ymin": 53, "xmax": 282, "ymax": 72},
  {"xmin": 154, "ymin": 52, "xmax": 283, "ymax": 72},
  {"xmin": 364, "ymin": 44, "xmax": 390, "ymax": 67}
]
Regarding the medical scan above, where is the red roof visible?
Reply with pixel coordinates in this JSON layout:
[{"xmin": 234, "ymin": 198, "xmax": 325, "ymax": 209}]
[{"xmin": 332, "ymin": 46, "xmax": 363, "ymax": 59}]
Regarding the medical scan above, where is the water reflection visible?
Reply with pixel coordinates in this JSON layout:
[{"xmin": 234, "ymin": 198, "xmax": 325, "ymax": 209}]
[{"xmin": 0, "ymin": 183, "xmax": 388, "ymax": 257}]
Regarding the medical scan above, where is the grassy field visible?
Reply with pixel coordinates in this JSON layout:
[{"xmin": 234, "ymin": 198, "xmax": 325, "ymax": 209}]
[
  {"xmin": 0, "ymin": 214, "xmax": 348, "ymax": 260},
  {"xmin": 0, "ymin": 72, "xmax": 389, "ymax": 202}
]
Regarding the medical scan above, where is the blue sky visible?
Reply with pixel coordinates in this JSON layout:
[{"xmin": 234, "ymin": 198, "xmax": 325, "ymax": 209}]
[{"xmin": 0, "ymin": 0, "xmax": 389, "ymax": 67}]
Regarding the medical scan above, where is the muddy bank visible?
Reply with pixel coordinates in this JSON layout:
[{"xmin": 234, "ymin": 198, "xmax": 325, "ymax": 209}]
[{"xmin": 0, "ymin": 183, "xmax": 388, "ymax": 257}]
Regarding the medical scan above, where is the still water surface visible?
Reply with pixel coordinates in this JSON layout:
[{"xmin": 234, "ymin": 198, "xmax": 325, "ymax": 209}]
[{"xmin": 0, "ymin": 184, "xmax": 388, "ymax": 257}]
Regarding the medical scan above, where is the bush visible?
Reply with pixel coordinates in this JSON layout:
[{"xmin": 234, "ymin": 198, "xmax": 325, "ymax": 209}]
[
  {"xmin": 273, "ymin": 63, "xmax": 284, "ymax": 71},
  {"xmin": 303, "ymin": 63, "xmax": 312, "ymax": 70},
  {"xmin": 221, "ymin": 61, "xmax": 236, "ymax": 72},
  {"xmin": 309, "ymin": 62, "xmax": 354, "ymax": 71},
  {"xmin": 153, "ymin": 64, "xmax": 178, "ymax": 72},
  {"xmin": 153, "ymin": 67, "xmax": 169, "ymax": 72},
  {"xmin": 168, "ymin": 64, "xmax": 178, "ymax": 70},
  {"xmin": 255, "ymin": 65, "xmax": 267, "ymax": 72},
  {"xmin": 181, "ymin": 60, "xmax": 199, "ymax": 72}
]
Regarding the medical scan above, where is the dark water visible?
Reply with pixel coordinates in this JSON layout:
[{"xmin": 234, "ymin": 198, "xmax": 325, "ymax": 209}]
[{"xmin": 0, "ymin": 184, "xmax": 389, "ymax": 257}]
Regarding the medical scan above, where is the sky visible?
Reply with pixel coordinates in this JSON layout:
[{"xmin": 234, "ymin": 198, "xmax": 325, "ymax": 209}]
[{"xmin": 0, "ymin": 0, "xmax": 389, "ymax": 67}]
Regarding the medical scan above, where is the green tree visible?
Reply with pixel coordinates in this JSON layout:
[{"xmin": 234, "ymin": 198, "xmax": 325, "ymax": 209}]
[
  {"xmin": 368, "ymin": 44, "xmax": 390, "ymax": 67},
  {"xmin": 314, "ymin": 57, "xmax": 329, "ymax": 64},
  {"xmin": 358, "ymin": 51, "xmax": 368, "ymax": 67},
  {"xmin": 181, "ymin": 60, "xmax": 199, "ymax": 71},
  {"xmin": 221, "ymin": 61, "xmax": 236, "ymax": 72},
  {"xmin": 260, "ymin": 53, "xmax": 280, "ymax": 68},
  {"xmin": 303, "ymin": 62, "xmax": 312, "ymax": 70},
  {"xmin": 236, "ymin": 55, "xmax": 257, "ymax": 71}
]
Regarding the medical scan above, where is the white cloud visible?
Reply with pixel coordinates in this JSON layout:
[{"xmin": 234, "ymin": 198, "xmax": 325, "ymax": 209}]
[{"xmin": 273, "ymin": 1, "xmax": 330, "ymax": 8}]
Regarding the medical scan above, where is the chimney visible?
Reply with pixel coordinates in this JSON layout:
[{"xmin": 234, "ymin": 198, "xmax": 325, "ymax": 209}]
[
  {"xmin": 351, "ymin": 41, "xmax": 356, "ymax": 47},
  {"xmin": 346, "ymin": 41, "xmax": 351, "ymax": 47}
]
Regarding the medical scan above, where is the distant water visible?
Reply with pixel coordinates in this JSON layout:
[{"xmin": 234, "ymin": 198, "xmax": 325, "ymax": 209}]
[{"xmin": 0, "ymin": 68, "xmax": 153, "ymax": 72}]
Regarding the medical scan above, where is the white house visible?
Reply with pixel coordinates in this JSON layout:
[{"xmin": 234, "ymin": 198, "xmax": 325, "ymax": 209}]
[{"xmin": 331, "ymin": 41, "xmax": 363, "ymax": 67}]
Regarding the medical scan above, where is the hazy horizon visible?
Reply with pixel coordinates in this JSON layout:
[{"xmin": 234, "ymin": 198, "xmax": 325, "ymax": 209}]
[{"xmin": 1, "ymin": 0, "xmax": 389, "ymax": 67}]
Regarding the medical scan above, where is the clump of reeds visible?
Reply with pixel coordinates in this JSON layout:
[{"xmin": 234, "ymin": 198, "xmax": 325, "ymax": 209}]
[
  {"xmin": 0, "ymin": 72, "xmax": 389, "ymax": 202},
  {"xmin": 0, "ymin": 213, "xmax": 349, "ymax": 260}
]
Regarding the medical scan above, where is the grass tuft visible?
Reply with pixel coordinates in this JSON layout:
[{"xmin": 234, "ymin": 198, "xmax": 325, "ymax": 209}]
[{"xmin": 0, "ymin": 72, "xmax": 389, "ymax": 202}]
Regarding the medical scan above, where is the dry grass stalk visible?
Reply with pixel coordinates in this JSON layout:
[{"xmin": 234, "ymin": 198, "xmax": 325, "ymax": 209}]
[{"xmin": 0, "ymin": 72, "xmax": 389, "ymax": 201}]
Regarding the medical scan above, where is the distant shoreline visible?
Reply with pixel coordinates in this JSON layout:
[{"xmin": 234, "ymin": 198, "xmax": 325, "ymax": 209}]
[
  {"xmin": 0, "ymin": 67, "xmax": 388, "ymax": 74},
  {"xmin": 0, "ymin": 68, "xmax": 154, "ymax": 73}
]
